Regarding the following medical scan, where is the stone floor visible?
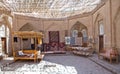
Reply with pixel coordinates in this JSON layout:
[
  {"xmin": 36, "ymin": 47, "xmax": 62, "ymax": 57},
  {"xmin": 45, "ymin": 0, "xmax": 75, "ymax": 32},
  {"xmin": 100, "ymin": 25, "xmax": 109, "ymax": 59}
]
[
  {"xmin": 0, "ymin": 57, "xmax": 14, "ymax": 67},
  {"xmin": 44, "ymin": 54, "xmax": 113, "ymax": 74},
  {"xmin": 89, "ymin": 54, "xmax": 120, "ymax": 74},
  {"xmin": 0, "ymin": 53, "xmax": 118, "ymax": 74}
]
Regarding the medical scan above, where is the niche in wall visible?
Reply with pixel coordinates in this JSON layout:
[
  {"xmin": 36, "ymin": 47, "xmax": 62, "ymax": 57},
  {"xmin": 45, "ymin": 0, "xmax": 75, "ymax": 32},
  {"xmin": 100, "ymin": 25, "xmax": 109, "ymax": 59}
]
[
  {"xmin": 14, "ymin": 37, "xmax": 18, "ymax": 42},
  {"xmin": 70, "ymin": 21, "xmax": 88, "ymax": 46},
  {"xmin": 22, "ymin": 38, "xmax": 28, "ymax": 41},
  {"xmin": 19, "ymin": 23, "xmax": 36, "ymax": 31}
]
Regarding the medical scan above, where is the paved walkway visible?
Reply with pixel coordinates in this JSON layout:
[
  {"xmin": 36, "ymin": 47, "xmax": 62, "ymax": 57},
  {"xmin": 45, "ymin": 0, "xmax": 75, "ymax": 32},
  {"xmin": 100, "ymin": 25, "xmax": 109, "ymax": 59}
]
[{"xmin": 89, "ymin": 54, "xmax": 120, "ymax": 74}]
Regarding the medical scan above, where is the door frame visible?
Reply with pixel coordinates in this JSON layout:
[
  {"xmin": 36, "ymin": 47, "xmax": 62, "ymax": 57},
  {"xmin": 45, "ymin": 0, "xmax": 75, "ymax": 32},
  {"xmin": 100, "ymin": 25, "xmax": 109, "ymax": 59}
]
[
  {"xmin": 98, "ymin": 19, "xmax": 104, "ymax": 52},
  {"xmin": 99, "ymin": 35, "xmax": 104, "ymax": 52},
  {"xmin": 1, "ymin": 37, "xmax": 7, "ymax": 54},
  {"xmin": 49, "ymin": 31, "xmax": 60, "ymax": 51}
]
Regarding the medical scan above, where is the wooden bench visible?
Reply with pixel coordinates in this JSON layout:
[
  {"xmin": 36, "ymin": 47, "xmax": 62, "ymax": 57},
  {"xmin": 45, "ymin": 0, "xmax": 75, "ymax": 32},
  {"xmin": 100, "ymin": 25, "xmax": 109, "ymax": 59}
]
[
  {"xmin": 13, "ymin": 50, "xmax": 38, "ymax": 62},
  {"xmin": 99, "ymin": 48, "xmax": 119, "ymax": 63}
]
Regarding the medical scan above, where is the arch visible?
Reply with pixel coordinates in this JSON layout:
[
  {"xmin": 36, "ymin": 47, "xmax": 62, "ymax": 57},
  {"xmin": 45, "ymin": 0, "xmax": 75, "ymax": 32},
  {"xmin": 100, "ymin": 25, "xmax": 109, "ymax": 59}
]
[
  {"xmin": 0, "ymin": 14, "xmax": 12, "ymax": 31},
  {"xmin": 71, "ymin": 21, "xmax": 87, "ymax": 37},
  {"xmin": 94, "ymin": 13, "xmax": 104, "ymax": 24},
  {"xmin": 94, "ymin": 13, "xmax": 104, "ymax": 36},
  {"xmin": 94, "ymin": 13, "xmax": 105, "ymax": 52},
  {"xmin": 0, "ymin": 14, "xmax": 12, "ymax": 55},
  {"xmin": 70, "ymin": 21, "xmax": 88, "ymax": 46},
  {"xmin": 19, "ymin": 23, "xmax": 36, "ymax": 31},
  {"xmin": 113, "ymin": 7, "xmax": 120, "ymax": 48},
  {"xmin": 71, "ymin": 21, "xmax": 87, "ymax": 31}
]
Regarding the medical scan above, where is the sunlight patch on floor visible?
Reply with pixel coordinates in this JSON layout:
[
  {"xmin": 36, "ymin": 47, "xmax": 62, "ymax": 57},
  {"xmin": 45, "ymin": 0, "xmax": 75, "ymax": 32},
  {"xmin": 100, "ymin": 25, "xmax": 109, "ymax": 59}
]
[
  {"xmin": 3, "ymin": 57, "xmax": 14, "ymax": 60},
  {"xmin": 1, "ymin": 60, "xmax": 77, "ymax": 74}
]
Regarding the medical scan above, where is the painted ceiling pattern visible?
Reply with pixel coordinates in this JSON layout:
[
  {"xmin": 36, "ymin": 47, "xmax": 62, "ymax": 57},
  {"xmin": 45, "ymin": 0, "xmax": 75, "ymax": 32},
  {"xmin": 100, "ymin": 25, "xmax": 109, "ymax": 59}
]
[{"xmin": 0, "ymin": 0, "xmax": 101, "ymax": 18}]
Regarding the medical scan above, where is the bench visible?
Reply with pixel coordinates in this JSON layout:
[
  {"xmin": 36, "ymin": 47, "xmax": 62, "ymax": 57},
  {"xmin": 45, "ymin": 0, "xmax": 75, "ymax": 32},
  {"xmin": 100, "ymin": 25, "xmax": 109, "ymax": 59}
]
[
  {"xmin": 13, "ymin": 50, "xmax": 38, "ymax": 62},
  {"xmin": 72, "ymin": 47, "xmax": 94, "ymax": 56},
  {"xmin": 99, "ymin": 48, "xmax": 119, "ymax": 63}
]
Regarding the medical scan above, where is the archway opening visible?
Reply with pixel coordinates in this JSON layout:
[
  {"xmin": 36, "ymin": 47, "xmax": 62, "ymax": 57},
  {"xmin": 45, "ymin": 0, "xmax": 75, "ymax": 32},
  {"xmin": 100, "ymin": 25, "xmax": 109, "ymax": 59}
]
[
  {"xmin": 98, "ymin": 20, "xmax": 104, "ymax": 52},
  {"xmin": 0, "ymin": 25, "xmax": 10, "ymax": 55},
  {"xmin": 94, "ymin": 14, "xmax": 104, "ymax": 53},
  {"xmin": 19, "ymin": 23, "xmax": 36, "ymax": 31},
  {"xmin": 18, "ymin": 23, "xmax": 43, "ymax": 51},
  {"xmin": 70, "ymin": 21, "xmax": 88, "ymax": 47},
  {"xmin": 0, "ymin": 14, "xmax": 12, "ymax": 56}
]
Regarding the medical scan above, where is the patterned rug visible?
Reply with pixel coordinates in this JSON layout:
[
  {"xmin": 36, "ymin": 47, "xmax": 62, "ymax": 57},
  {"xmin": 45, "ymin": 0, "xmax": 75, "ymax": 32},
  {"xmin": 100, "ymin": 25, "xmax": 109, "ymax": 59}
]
[{"xmin": 0, "ymin": 60, "xmax": 77, "ymax": 74}]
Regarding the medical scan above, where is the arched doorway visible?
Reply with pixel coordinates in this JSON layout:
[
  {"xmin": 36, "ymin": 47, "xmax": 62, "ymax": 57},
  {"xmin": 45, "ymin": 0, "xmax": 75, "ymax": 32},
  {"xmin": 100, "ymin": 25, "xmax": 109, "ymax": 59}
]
[
  {"xmin": 19, "ymin": 23, "xmax": 43, "ymax": 51},
  {"xmin": 70, "ymin": 21, "xmax": 88, "ymax": 46},
  {"xmin": 98, "ymin": 20, "xmax": 104, "ymax": 52},
  {"xmin": 94, "ymin": 14, "xmax": 104, "ymax": 53},
  {"xmin": 0, "ymin": 25, "xmax": 9, "ymax": 54},
  {"xmin": 19, "ymin": 23, "xmax": 37, "ymax": 50},
  {"xmin": 0, "ymin": 14, "xmax": 12, "ymax": 56}
]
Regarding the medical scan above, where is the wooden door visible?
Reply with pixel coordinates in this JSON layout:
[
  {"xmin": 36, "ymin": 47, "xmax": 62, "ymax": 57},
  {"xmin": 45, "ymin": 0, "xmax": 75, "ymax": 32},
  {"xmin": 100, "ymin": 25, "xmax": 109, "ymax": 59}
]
[
  {"xmin": 49, "ymin": 31, "xmax": 59, "ymax": 51},
  {"xmin": 1, "ymin": 37, "xmax": 7, "ymax": 54},
  {"xmin": 99, "ymin": 35, "xmax": 104, "ymax": 52}
]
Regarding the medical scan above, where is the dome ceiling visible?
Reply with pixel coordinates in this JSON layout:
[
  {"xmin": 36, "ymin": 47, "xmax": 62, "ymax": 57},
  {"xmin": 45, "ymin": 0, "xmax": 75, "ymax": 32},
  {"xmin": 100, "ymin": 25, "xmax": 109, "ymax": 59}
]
[{"xmin": 0, "ymin": 0, "xmax": 101, "ymax": 18}]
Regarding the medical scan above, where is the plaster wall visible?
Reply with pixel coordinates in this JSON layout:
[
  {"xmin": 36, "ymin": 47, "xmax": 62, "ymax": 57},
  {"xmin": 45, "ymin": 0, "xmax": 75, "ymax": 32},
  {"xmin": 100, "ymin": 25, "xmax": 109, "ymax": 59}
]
[
  {"xmin": 11, "ymin": 0, "xmax": 120, "ymax": 55},
  {"xmin": 92, "ymin": 0, "xmax": 111, "ymax": 52},
  {"xmin": 13, "ymin": 15, "xmax": 43, "ymax": 31},
  {"xmin": 111, "ymin": 0, "xmax": 120, "ymax": 53},
  {"xmin": 13, "ymin": 15, "xmax": 68, "ymax": 43},
  {"xmin": 43, "ymin": 20, "xmax": 68, "ymax": 43},
  {"xmin": 68, "ymin": 15, "xmax": 93, "ymax": 37}
]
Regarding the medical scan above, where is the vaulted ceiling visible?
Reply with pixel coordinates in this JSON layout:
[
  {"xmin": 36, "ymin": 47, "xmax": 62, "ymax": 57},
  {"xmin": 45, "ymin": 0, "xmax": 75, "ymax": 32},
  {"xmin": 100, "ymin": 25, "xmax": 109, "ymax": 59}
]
[{"xmin": 0, "ymin": 0, "xmax": 101, "ymax": 18}]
